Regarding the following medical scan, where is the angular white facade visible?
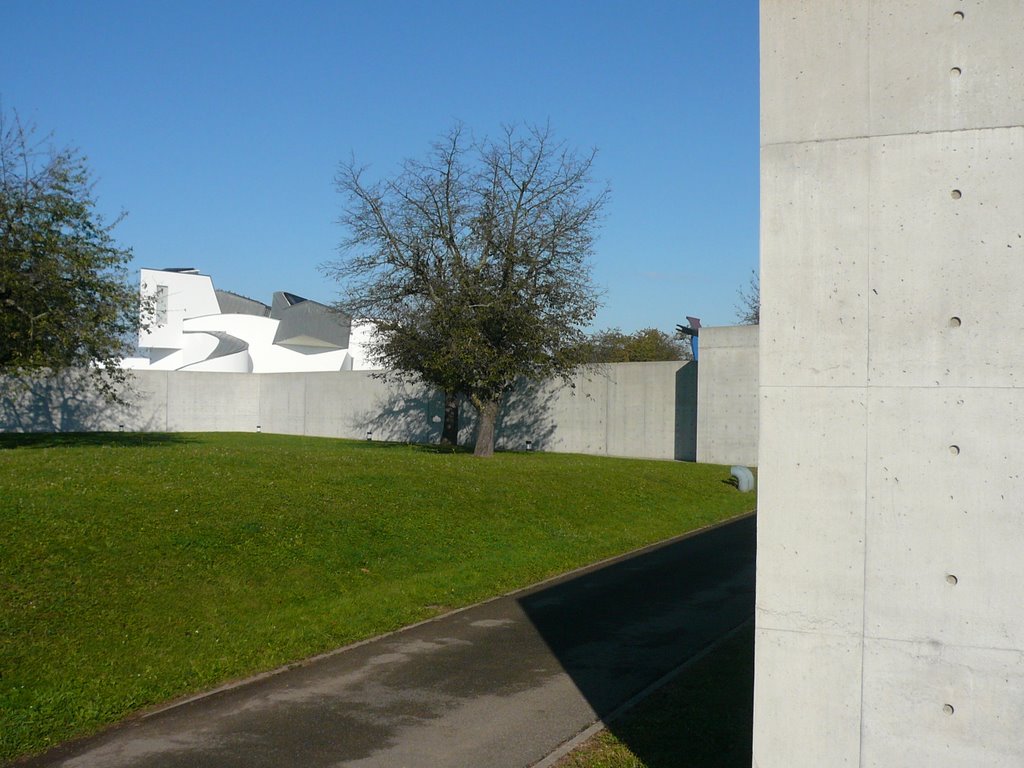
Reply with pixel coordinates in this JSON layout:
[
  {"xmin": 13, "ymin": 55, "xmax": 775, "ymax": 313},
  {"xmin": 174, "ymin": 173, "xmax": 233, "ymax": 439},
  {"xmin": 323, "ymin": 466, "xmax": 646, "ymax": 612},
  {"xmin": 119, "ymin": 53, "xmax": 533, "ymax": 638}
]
[
  {"xmin": 124, "ymin": 268, "xmax": 379, "ymax": 373},
  {"xmin": 755, "ymin": 3, "xmax": 1024, "ymax": 766}
]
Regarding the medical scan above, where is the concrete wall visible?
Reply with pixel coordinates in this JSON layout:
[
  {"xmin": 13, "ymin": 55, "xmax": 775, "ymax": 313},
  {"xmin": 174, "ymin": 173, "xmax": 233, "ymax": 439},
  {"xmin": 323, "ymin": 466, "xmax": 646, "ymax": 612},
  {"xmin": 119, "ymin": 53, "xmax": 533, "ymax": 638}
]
[
  {"xmin": 0, "ymin": 361, "xmax": 699, "ymax": 462},
  {"xmin": 696, "ymin": 325, "xmax": 758, "ymax": 466},
  {"xmin": 755, "ymin": 3, "xmax": 1024, "ymax": 766}
]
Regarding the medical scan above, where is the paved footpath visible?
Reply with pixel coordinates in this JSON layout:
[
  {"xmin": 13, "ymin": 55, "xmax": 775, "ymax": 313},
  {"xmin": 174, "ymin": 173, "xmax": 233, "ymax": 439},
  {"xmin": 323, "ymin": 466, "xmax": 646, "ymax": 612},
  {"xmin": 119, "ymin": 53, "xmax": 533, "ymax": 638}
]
[{"xmin": 24, "ymin": 514, "xmax": 756, "ymax": 768}]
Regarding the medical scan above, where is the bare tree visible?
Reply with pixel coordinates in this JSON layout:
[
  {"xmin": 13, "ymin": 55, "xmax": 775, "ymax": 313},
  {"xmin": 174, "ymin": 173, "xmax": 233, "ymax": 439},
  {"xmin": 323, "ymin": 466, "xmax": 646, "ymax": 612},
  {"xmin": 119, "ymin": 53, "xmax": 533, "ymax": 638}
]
[
  {"xmin": 324, "ymin": 124, "xmax": 607, "ymax": 457},
  {"xmin": 735, "ymin": 269, "xmax": 760, "ymax": 325}
]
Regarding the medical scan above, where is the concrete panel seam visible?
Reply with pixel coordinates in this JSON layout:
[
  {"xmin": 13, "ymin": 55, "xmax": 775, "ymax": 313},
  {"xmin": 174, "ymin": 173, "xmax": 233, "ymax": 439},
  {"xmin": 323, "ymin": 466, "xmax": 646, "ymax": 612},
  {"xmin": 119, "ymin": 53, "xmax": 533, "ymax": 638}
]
[
  {"xmin": 762, "ymin": 383, "xmax": 1024, "ymax": 391},
  {"xmin": 754, "ymin": 624, "xmax": 866, "ymax": 641},
  {"xmin": 861, "ymin": 635, "xmax": 1024, "ymax": 656},
  {"xmin": 162, "ymin": 371, "xmax": 169, "ymax": 431},
  {"xmin": 604, "ymin": 370, "xmax": 611, "ymax": 456},
  {"xmin": 761, "ymin": 384, "xmax": 874, "ymax": 391},
  {"xmin": 858, "ymin": 121, "xmax": 873, "ymax": 768},
  {"xmin": 858, "ymin": 28, "xmax": 873, "ymax": 753},
  {"xmin": 762, "ymin": 123, "xmax": 1024, "ymax": 149}
]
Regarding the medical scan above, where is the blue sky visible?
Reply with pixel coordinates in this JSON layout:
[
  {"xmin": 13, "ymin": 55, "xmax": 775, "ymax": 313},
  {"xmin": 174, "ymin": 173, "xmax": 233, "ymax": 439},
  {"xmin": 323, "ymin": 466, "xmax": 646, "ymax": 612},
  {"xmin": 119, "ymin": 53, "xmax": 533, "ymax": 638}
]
[{"xmin": 2, "ymin": 1, "xmax": 758, "ymax": 333}]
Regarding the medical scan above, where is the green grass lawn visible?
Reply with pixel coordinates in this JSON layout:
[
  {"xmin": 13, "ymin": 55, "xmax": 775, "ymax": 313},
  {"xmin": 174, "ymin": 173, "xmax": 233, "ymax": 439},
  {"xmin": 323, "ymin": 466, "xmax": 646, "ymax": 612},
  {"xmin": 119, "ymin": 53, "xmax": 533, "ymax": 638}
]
[
  {"xmin": 0, "ymin": 432, "xmax": 755, "ymax": 763},
  {"xmin": 556, "ymin": 623, "xmax": 755, "ymax": 768}
]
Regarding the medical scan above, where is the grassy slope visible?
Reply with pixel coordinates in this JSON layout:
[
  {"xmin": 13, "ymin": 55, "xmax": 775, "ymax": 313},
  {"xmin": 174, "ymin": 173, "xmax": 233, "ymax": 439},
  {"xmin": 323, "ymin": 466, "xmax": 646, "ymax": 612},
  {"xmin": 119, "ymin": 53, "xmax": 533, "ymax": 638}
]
[{"xmin": 0, "ymin": 432, "xmax": 754, "ymax": 763}]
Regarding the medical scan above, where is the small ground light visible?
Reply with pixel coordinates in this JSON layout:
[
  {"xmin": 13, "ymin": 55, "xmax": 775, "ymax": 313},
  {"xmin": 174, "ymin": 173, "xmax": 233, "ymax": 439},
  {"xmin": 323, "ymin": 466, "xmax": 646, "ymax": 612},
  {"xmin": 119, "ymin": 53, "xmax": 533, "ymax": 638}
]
[
  {"xmin": 366, "ymin": 430, "xmax": 373, "ymax": 441},
  {"xmin": 526, "ymin": 439, "xmax": 533, "ymax": 451},
  {"xmin": 119, "ymin": 424, "xmax": 125, "ymax": 432},
  {"xmin": 256, "ymin": 425, "xmax": 261, "ymax": 433}
]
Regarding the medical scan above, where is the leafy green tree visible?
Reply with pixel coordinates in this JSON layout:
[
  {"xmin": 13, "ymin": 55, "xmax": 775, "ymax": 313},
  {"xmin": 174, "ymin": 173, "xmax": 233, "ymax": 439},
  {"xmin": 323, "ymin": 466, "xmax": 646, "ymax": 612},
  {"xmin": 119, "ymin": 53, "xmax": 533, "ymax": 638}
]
[
  {"xmin": 0, "ymin": 109, "xmax": 140, "ymax": 399},
  {"xmin": 584, "ymin": 327, "xmax": 691, "ymax": 363},
  {"xmin": 325, "ymin": 124, "xmax": 607, "ymax": 457}
]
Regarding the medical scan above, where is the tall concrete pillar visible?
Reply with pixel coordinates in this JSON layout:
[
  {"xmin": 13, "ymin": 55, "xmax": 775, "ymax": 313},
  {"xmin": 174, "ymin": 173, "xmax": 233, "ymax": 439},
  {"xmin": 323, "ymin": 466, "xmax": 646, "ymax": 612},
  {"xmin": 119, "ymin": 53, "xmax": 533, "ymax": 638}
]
[{"xmin": 755, "ymin": 2, "xmax": 1024, "ymax": 765}]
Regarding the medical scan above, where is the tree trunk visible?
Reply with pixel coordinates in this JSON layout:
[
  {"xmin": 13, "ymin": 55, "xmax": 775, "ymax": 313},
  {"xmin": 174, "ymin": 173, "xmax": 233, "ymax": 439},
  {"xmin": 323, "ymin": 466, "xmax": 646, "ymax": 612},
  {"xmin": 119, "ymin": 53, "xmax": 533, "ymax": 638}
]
[
  {"xmin": 440, "ymin": 390, "xmax": 459, "ymax": 446},
  {"xmin": 472, "ymin": 398, "xmax": 500, "ymax": 458}
]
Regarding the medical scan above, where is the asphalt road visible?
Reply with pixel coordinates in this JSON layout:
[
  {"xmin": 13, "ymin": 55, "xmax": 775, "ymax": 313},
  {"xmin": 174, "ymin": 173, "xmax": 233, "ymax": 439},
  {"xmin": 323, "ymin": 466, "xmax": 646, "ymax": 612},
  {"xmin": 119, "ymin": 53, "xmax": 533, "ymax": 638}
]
[{"xmin": 22, "ymin": 513, "xmax": 756, "ymax": 768}]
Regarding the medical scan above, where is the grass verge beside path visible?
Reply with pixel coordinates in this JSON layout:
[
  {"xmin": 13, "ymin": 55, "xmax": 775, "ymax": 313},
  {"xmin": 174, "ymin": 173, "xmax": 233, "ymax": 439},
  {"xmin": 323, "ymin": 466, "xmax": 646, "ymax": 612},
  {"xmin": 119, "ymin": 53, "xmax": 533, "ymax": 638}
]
[
  {"xmin": 0, "ymin": 432, "xmax": 755, "ymax": 763},
  {"xmin": 555, "ymin": 623, "xmax": 755, "ymax": 768}
]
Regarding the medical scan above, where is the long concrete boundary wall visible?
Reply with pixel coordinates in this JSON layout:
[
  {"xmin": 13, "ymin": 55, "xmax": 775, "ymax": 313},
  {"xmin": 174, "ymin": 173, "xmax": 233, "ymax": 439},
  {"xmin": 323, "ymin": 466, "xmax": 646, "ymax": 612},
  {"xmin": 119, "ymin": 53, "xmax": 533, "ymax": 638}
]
[
  {"xmin": 756, "ymin": 2, "xmax": 1024, "ymax": 766},
  {"xmin": 0, "ymin": 362, "xmax": 698, "ymax": 461},
  {"xmin": 696, "ymin": 325, "xmax": 758, "ymax": 466}
]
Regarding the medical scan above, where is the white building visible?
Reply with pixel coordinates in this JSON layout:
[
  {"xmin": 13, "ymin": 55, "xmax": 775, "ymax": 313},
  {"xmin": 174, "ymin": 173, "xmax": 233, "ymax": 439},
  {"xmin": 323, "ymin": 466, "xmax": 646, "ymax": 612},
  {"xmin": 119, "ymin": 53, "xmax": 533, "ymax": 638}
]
[{"xmin": 123, "ymin": 268, "xmax": 379, "ymax": 373}]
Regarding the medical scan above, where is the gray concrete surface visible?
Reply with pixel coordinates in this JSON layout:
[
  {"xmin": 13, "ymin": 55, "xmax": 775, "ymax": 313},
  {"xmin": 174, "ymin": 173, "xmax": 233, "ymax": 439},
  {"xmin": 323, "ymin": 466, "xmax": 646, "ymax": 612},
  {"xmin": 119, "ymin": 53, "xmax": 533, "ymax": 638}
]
[
  {"xmin": 696, "ymin": 325, "xmax": 758, "ymax": 466},
  {"xmin": 756, "ymin": 2, "xmax": 1024, "ymax": 766},
  {"xmin": 0, "ymin": 361, "xmax": 699, "ymax": 462},
  {"xmin": 20, "ymin": 515, "xmax": 755, "ymax": 768}
]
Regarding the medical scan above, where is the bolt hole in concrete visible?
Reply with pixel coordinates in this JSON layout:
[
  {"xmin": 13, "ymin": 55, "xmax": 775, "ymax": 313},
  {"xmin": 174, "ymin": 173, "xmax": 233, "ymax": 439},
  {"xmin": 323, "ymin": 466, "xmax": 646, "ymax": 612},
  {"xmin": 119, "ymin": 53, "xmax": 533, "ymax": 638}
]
[
  {"xmin": 949, "ymin": 445, "xmax": 961, "ymax": 455},
  {"xmin": 951, "ymin": 189, "xmax": 962, "ymax": 199},
  {"xmin": 950, "ymin": 66, "xmax": 962, "ymax": 78},
  {"xmin": 954, "ymin": 11, "xmax": 964, "ymax": 20},
  {"xmin": 946, "ymin": 574, "xmax": 959, "ymax": 585},
  {"xmin": 943, "ymin": 704, "xmax": 956, "ymax": 716},
  {"xmin": 949, "ymin": 316, "xmax": 962, "ymax": 327}
]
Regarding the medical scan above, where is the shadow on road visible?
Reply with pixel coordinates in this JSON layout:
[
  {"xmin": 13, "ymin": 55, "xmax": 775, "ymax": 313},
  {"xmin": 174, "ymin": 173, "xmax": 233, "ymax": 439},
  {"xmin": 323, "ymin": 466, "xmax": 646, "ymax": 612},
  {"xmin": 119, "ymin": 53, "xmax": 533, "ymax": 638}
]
[
  {"xmin": 517, "ymin": 513, "xmax": 756, "ymax": 766},
  {"xmin": 597, "ymin": 623, "xmax": 755, "ymax": 767}
]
